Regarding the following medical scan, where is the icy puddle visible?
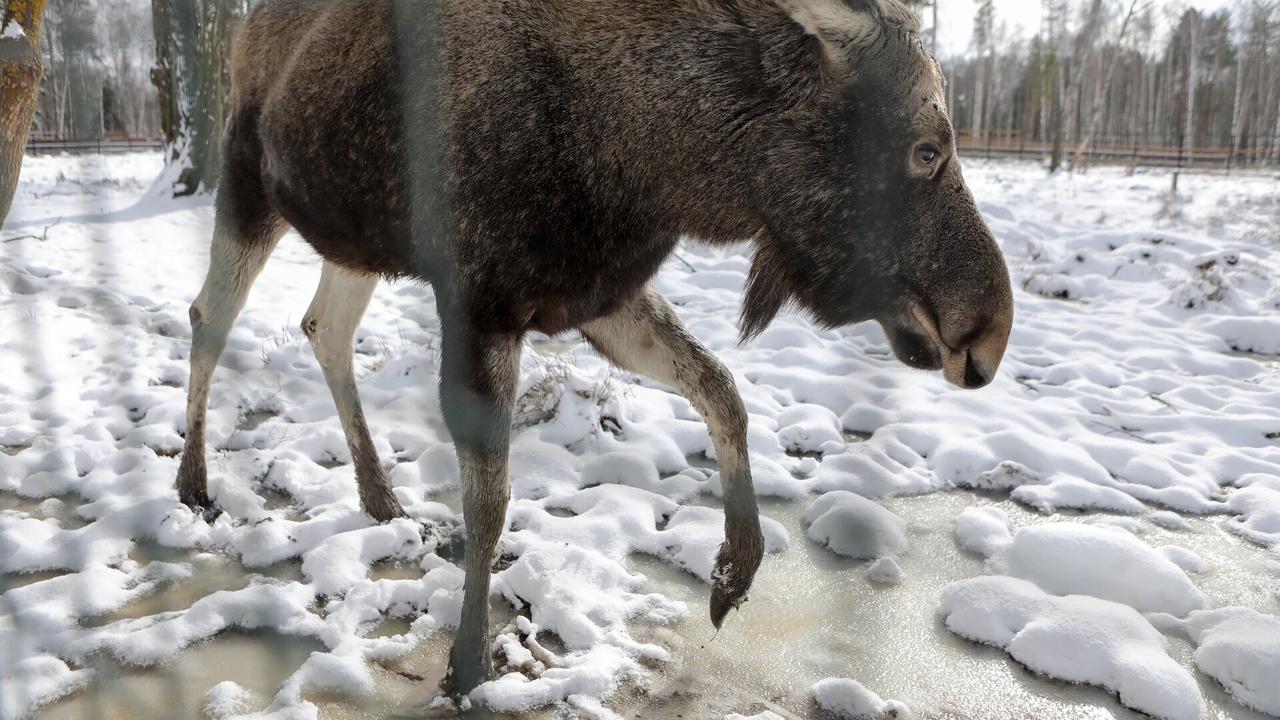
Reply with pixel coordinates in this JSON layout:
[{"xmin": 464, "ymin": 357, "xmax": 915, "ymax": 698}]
[
  {"xmin": 40, "ymin": 631, "xmax": 325, "ymax": 720},
  {"xmin": 29, "ymin": 543, "xmax": 535, "ymax": 720},
  {"xmin": 615, "ymin": 491, "xmax": 1278, "ymax": 720},
  {"xmin": 11, "ymin": 487, "xmax": 1278, "ymax": 719}
]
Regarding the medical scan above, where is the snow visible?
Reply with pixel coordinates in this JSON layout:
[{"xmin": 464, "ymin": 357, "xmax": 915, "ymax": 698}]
[
  {"xmin": 939, "ymin": 576, "xmax": 1205, "ymax": 720},
  {"xmin": 1005, "ymin": 523, "xmax": 1210, "ymax": 616},
  {"xmin": 1227, "ymin": 484, "xmax": 1280, "ymax": 549},
  {"xmin": 205, "ymin": 681, "xmax": 254, "ymax": 719},
  {"xmin": 953, "ymin": 505, "xmax": 1012, "ymax": 558},
  {"xmin": 803, "ymin": 491, "xmax": 908, "ymax": 561},
  {"xmin": 1155, "ymin": 608, "xmax": 1280, "ymax": 717},
  {"xmin": 2, "ymin": 153, "xmax": 1279, "ymax": 719},
  {"xmin": 810, "ymin": 678, "xmax": 909, "ymax": 719},
  {"xmin": 0, "ymin": 20, "xmax": 24, "ymax": 40},
  {"xmin": 1151, "ymin": 510, "xmax": 1194, "ymax": 531}
]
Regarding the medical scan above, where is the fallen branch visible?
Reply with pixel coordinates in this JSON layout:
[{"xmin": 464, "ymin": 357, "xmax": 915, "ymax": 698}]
[{"xmin": 1, "ymin": 217, "xmax": 61, "ymax": 243}]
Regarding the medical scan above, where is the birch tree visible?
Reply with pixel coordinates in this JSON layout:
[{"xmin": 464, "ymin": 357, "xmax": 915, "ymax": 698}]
[
  {"xmin": 1182, "ymin": 10, "xmax": 1200, "ymax": 163},
  {"xmin": 972, "ymin": 0, "xmax": 995, "ymax": 142},
  {"xmin": 1073, "ymin": 0, "xmax": 1148, "ymax": 170}
]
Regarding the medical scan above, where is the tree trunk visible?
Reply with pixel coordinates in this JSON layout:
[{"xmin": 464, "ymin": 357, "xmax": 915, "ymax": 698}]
[
  {"xmin": 1271, "ymin": 78, "xmax": 1280, "ymax": 165},
  {"xmin": 1182, "ymin": 12, "xmax": 1199, "ymax": 167},
  {"xmin": 0, "ymin": 0, "xmax": 48, "ymax": 228},
  {"xmin": 151, "ymin": 0, "xmax": 239, "ymax": 197},
  {"xmin": 1050, "ymin": 55, "xmax": 1064, "ymax": 172},
  {"xmin": 930, "ymin": 0, "xmax": 938, "ymax": 57},
  {"xmin": 1073, "ymin": 0, "xmax": 1142, "ymax": 171}
]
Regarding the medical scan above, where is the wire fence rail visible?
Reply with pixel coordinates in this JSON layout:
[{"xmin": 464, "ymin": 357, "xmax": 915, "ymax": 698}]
[
  {"xmin": 24, "ymin": 134, "xmax": 165, "ymax": 155},
  {"xmin": 24, "ymin": 134, "xmax": 1280, "ymax": 176},
  {"xmin": 955, "ymin": 131, "xmax": 1280, "ymax": 173}
]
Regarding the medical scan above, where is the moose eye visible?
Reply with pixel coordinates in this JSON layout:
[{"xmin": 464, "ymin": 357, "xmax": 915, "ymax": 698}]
[{"xmin": 916, "ymin": 145, "xmax": 941, "ymax": 165}]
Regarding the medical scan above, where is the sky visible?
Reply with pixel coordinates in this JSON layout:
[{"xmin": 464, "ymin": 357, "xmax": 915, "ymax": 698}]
[{"xmin": 934, "ymin": 0, "xmax": 1236, "ymax": 56}]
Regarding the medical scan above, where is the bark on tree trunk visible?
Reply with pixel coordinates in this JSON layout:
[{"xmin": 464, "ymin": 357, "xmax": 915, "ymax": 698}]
[
  {"xmin": 1182, "ymin": 12, "xmax": 1199, "ymax": 166},
  {"xmin": 1050, "ymin": 56, "xmax": 1065, "ymax": 173},
  {"xmin": 1073, "ymin": 0, "xmax": 1143, "ymax": 171},
  {"xmin": 151, "ymin": 0, "xmax": 239, "ymax": 197},
  {"xmin": 0, "ymin": 0, "xmax": 48, "ymax": 228}
]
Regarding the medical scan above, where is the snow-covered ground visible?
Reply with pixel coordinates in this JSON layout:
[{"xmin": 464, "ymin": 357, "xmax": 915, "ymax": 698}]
[{"xmin": 1, "ymin": 153, "xmax": 1278, "ymax": 720}]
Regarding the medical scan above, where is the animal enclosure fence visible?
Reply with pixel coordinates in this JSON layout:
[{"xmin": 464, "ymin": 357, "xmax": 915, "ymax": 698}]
[{"xmin": 955, "ymin": 129, "xmax": 1280, "ymax": 171}]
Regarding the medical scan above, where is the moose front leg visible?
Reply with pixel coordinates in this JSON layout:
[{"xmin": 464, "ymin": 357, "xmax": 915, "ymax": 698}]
[
  {"xmin": 581, "ymin": 286, "xmax": 765, "ymax": 628},
  {"xmin": 438, "ymin": 318, "xmax": 522, "ymax": 697}
]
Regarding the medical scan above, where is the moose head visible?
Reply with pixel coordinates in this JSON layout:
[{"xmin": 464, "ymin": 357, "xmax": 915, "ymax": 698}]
[{"xmin": 743, "ymin": 0, "xmax": 1014, "ymax": 389}]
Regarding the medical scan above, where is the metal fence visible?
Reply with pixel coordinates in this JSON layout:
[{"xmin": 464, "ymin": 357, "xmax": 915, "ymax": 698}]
[
  {"xmin": 24, "ymin": 133, "xmax": 1280, "ymax": 175},
  {"xmin": 24, "ymin": 134, "xmax": 164, "ymax": 155},
  {"xmin": 955, "ymin": 130, "xmax": 1280, "ymax": 172}
]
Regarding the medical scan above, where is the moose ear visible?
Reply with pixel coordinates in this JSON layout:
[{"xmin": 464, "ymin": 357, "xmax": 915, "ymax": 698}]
[{"xmin": 775, "ymin": 0, "xmax": 880, "ymax": 69}]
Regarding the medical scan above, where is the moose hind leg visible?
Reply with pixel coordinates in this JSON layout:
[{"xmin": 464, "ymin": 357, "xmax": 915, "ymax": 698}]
[
  {"xmin": 301, "ymin": 262, "xmax": 405, "ymax": 522},
  {"xmin": 177, "ymin": 218, "xmax": 283, "ymax": 512},
  {"xmin": 581, "ymin": 286, "xmax": 764, "ymax": 629},
  {"xmin": 438, "ymin": 318, "xmax": 522, "ymax": 696}
]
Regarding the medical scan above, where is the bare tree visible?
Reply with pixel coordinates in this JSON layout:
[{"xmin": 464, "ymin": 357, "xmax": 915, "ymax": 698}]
[
  {"xmin": 1, "ymin": 0, "xmax": 48, "ymax": 227},
  {"xmin": 936, "ymin": 0, "xmax": 1280, "ymax": 170},
  {"xmin": 972, "ymin": 0, "xmax": 995, "ymax": 142},
  {"xmin": 1182, "ymin": 9, "xmax": 1200, "ymax": 164},
  {"xmin": 151, "ymin": 0, "xmax": 244, "ymax": 196},
  {"xmin": 102, "ymin": 0, "xmax": 157, "ymax": 136},
  {"xmin": 1073, "ymin": 0, "xmax": 1148, "ymax": 170}
]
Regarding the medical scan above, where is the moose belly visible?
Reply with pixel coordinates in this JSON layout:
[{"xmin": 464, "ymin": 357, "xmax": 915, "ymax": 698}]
[
  {"xmin": 262, "ymin": 155, "xmax": 421, "ymax": 279},
  {"xmin": 464, "ymin": 231, "xmax": 681, "ymax": 336}
]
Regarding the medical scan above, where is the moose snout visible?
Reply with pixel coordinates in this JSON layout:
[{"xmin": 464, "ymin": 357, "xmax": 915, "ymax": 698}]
[{"xmin": 910, "ymin": 303, "xmax": 1012, "ymax": 390}]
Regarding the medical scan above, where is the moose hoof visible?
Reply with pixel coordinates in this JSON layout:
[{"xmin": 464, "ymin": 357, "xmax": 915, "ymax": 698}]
[
  {"xmin": 402, "ymin": 692, "xmax": 461, "ymax": 718},
  {"xmin": 710, "ymin": 581, "xmax": 748, "ymax": 630},
  {"xmin": 178, "ymin": 484, "xmax": 220, "ymax": 522},
  {"xmin": 709, "ymin": 530, "xmax": 765, "ymax": 630},
  {"xmin": 362, "ymin": 487, "xmax": 409, "ymax": 523}
]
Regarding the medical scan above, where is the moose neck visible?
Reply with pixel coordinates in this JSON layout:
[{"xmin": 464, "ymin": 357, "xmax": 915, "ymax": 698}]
[{"xmin": 474, "ymin": 1, "xmax": 823, "ymax": 248}]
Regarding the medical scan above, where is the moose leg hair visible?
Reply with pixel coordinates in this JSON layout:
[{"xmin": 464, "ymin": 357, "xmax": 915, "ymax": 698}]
[
  {"xmin": 438, "ymin": 307, "xmax": 523, "ymax": 695},
  {"xmin": 177, "ymin": 213, "xmax": 284, "ymax": 513},
  {"xmin": 581, "ymin": 286, "xmax": 765, "ymax": 628},
  {"xmin": 301, "ymin": 263, "xmax": 406, "ymax": 521}
]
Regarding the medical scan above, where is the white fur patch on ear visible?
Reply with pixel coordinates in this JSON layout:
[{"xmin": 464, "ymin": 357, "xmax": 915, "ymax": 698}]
[{"xmin": 777, "ymin": 0, "xmax": 880, "ymax": 51}]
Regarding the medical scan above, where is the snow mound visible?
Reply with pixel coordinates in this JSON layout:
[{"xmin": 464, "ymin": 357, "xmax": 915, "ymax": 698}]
[
  {"xmin": 1011, "ymin": 475, "xmax": 1147, "ymax": 514},
  {"xmin": 205, "ymin": 681, "xmax": 254, "ymax": 719},
  {"xmin": 1006, "ymin": 523, "xmax": 1209, "ymax": 616},
  {"xmin": 865, "ymin": 557, "xmax": 903, "ymax": 585},
  {"xmin": 939, "ymin": 576, "xmax": 1205, "ymax": 720},
  {"xmin": 803, "ymin": 491, "xmax": 907, "ymax": 561},
  {"xmin": 1226, "ymin": 486, "xmax": 1280, "ymax": 550},
  {"xmin": 953, "ymin": 506, "xmax": 1011, "ymax": 558},
  {"xmin": 1154, "ymin": 607, "xmax": 1280, "ymax": 717},
  {"xmin": 1150, "ymin": 511, "xmax": 1193, "ymax": 531},
  {"xmin": 0, "ymin": 656, "xmax": 92, "ymax": 720},
  {"xmin": 810, "ymin": 677, "xmax": 909, "ymax": 719}
]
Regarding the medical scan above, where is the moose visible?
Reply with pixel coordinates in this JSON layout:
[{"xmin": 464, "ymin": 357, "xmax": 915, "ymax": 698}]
[{"xmin": 176, "ymin": 0, "xmax": 1013, "ymax": 699}]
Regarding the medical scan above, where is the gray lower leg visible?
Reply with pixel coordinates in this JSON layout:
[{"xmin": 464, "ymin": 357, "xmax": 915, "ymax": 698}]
[
  {"xmin": 177, "ymin": 224, "xmax": 281, "ymax": 511},
  {"xmin": 448, "ymin": 445, "xmax": 511, "ymax": 694},
  {"xmin": 581, "ymin": 286, "xmax": 764, "ymax": 628},
  {"xmin": 302, "ymin": 263, "xmax": 405, "ymax": 521},
  {"xmin": 438, "ymin": 320, "xmax": 522, "ymax": 697}
]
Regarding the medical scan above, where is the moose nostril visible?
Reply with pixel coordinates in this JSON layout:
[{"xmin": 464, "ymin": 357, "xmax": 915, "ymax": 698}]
[{"xmin": 963, "ymin": 352, "xmax": 988, "ymax": 388}]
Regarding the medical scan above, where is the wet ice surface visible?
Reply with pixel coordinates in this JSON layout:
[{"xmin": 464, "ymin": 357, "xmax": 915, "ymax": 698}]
[
  {"xmin": 618, "ymin": 492, "xmax": 1279, "ymax": 720},
  {"xmin": 2, "ymin": 155, "xmax": 1280, "ymax": 719}
]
